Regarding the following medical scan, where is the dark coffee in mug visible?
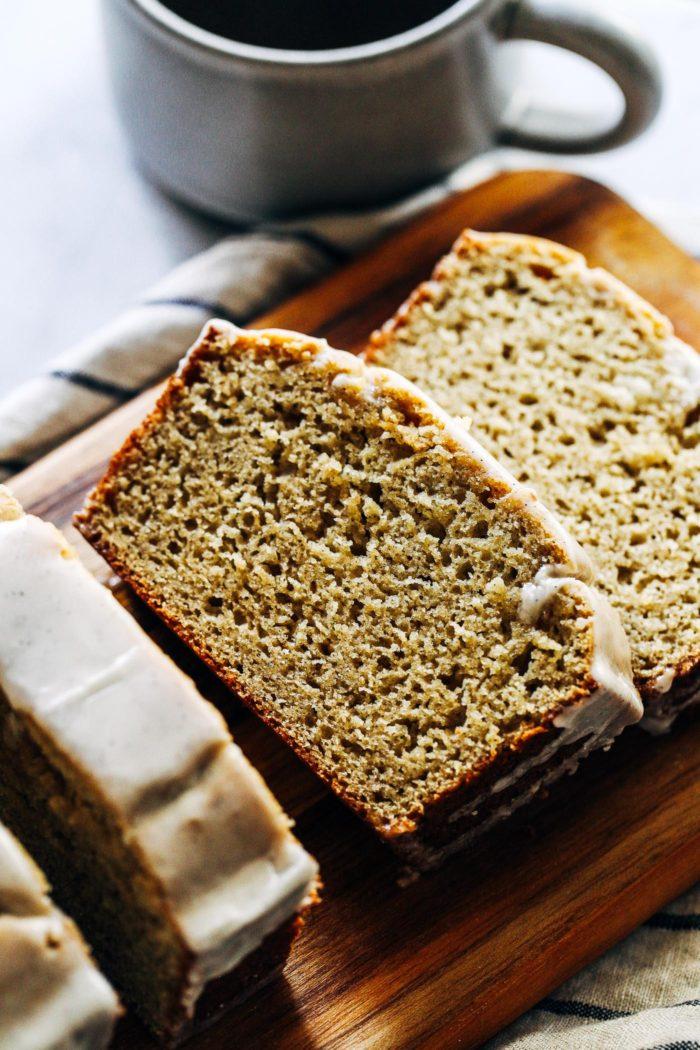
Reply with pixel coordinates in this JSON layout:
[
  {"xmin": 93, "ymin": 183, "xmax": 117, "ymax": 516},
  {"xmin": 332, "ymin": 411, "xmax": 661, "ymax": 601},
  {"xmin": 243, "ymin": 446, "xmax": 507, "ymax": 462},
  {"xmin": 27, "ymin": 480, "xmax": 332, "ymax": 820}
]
[{"xmin": 164, "ymin": 0, "xmax": 455, "ymax": 50}]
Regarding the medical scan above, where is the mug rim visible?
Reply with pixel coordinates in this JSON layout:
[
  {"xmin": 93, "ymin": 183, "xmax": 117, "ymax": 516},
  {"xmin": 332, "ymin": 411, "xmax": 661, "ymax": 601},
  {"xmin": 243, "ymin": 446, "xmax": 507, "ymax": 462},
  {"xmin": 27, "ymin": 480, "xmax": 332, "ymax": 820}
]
[{"xmin": 130, "ymin": 0, "xmax": 489, "ymax": 66}]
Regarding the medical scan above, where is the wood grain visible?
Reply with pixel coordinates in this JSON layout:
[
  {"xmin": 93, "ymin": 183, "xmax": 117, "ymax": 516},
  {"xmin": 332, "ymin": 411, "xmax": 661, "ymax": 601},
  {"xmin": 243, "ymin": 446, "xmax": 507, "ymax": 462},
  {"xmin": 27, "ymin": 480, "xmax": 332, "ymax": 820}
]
[{"xmin": 8, "ymin": 171, "xmax": 700, "ymax": 1049}]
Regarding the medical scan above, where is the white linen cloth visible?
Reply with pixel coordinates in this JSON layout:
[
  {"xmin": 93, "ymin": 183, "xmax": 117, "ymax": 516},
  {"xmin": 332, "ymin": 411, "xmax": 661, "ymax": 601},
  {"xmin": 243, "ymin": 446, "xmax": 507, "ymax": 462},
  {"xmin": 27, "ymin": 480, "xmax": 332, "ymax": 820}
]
[
  {"xmin": 0, "ymin": 155, "xmax": 495, "ymax": 477},
  {"xmin": 0, "ymin": 154, "xmax": 696, "ymax": 1048}
]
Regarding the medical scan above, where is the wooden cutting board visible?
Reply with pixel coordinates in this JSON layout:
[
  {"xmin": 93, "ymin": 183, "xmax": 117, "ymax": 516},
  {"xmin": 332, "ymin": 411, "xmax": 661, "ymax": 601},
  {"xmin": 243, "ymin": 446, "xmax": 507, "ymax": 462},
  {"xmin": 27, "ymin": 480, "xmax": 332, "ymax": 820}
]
[{"xmin": 9, "ymin": 171, "xmax": 700, "ymax": 1049}]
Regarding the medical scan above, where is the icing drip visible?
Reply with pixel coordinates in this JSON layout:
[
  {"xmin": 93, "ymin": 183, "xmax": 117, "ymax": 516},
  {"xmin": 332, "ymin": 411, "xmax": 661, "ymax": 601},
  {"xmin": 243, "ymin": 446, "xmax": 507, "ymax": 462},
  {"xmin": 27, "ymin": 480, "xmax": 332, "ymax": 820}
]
[
  {"xmin": 653, "ymin": 666, "xmax": 676, "ymax": 695},
  {"xmin": 0, "ymin": 823, "xmax": 120, "ymax": 1050},
  {"xmin": 519, "ymin": 563, "xmax": 642, "ymax": 741},
  {"xmin": 519, "ymin": 564, "xmax": 574, "ymax": 627},
  {"xmin": 0, "ymin": 494, "xmax": 318, "ymax": 1009},
  {"xmin": 664, "ymin": 337, "xmax": 700, "ymax": 409}
]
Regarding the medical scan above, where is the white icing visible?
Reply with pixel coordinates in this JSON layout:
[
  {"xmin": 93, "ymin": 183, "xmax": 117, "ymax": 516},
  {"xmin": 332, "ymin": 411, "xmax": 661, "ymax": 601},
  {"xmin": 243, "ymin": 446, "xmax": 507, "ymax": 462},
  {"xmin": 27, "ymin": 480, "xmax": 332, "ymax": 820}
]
[
  {"xmin": 519, "ymin": 564, "xmax": 574, "ymax": 627},
  {"xmin": 0, "ymin": 823, "xmax": 119, "ymax": 1050},
  {"xmin": 518, "ymin": 562, "xmax": 642, "ymax": 739},
  {"xmin": 653, "ymin": 666, "xmax": 675, "ymax": 695},
  {"xmin": 0, "ymin": 822, "xmax": 49, "ymax": 915},
  {"xmin": 664, "ymin": 337, "xmax": 700, "ymax": 409},
  {"xmin": 0, "ymin": 497, "xmax": 318, "ymax": 1015}
]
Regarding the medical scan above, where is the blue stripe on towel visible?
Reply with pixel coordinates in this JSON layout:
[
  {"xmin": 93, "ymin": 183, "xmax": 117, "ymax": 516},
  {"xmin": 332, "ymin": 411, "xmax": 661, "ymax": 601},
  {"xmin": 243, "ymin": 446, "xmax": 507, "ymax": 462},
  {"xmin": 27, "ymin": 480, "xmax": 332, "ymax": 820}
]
[
  {"xmin": 50, "ymin": 370, "xmax": 140, "ymax": 401},
  {"xmin": 645, "ymin": 914, "xmax": 700, "ymax": 931},
  {"xmin": 647, "ymin": 1042, "xmax": 700, "ymax": 1050},
  {"xmin": 538, "ymin": 998, "xmax": 630, "ymax": 1020},
  {"xmin": 0, "ymin": 457, "xmax": 29, "ymax": 473}
]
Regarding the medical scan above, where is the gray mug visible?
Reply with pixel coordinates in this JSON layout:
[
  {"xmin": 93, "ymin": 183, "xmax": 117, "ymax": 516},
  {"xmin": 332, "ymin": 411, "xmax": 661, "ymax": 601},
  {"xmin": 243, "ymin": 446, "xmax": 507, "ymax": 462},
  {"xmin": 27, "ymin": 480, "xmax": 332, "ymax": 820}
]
[{"xmin": 102, "ymin": 0, "xmax": 662, "ymax": 221}]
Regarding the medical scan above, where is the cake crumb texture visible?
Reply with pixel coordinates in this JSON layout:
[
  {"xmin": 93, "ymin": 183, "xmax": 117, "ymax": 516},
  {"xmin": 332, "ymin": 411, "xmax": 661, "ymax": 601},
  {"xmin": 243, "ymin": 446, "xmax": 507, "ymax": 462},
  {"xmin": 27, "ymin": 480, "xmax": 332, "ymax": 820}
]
[
  {"xmin": 368, "ymin": 231, "xmax": 700, "ymax": 712},
  {"xmin": 77, "ymin": 325, "xmax": 640, "ymax": 854}
]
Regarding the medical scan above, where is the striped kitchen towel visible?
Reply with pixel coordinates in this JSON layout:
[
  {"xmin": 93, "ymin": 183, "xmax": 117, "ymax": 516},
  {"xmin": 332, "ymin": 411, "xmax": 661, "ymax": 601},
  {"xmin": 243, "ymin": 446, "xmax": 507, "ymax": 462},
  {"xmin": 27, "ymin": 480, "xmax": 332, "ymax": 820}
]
[
  {"xmin": 488, "ymin": 884, "xmax": 700, "ymax": 1050},
  {"xmin": 1, "ymin": 151, "xmax": 697, "ymax": 481},
  {"xmin": 0, "ymin": 156, "xmax": 697, "ymax": 1048},
  {"xmin": 0, "ymin": 159, "xmax": 488, "ymax": 481}
]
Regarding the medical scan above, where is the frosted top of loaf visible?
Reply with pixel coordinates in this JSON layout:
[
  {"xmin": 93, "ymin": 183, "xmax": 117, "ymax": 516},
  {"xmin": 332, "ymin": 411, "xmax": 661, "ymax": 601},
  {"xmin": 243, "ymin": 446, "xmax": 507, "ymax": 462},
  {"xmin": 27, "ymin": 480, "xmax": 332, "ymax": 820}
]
[
  {"xmin": 0, "ymin": 488, "xmax": 318, "ymax": 999},
  {"xmin": 0, "ymin": 822, "xmax": 49, "ymax": 915},
  {"xmin": 0, "ymin": 822, "xmax": 120, "ymax": 1050}
]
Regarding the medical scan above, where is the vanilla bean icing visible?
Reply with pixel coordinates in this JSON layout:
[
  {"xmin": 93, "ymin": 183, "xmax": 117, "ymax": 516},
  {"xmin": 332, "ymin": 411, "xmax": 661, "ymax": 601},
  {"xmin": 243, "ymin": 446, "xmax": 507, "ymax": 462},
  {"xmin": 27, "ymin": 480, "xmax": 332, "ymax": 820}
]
[
  {"xmin": 0, "ymin": 822, "xmax": 120, "ymax": 1050},
  {"xmin": 0, "ymin": 487, "xmax": 318, "ymax": 1013}
]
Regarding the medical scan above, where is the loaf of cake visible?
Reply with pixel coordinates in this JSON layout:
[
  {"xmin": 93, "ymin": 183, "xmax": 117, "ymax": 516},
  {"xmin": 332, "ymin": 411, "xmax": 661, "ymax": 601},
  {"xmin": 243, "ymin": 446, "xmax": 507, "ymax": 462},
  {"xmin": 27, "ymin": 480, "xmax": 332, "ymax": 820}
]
[
  {"xmin": 0, "ymin": 486, "xmax": 318, "ymax": 1043},
  {"xmin": 76, "ymin": 323, "xmax": 642, "ymax": 869},
  {"xmin": 366, "ymin": 231, "xmax": 700, "ymax": 731},
  {"xmin": 0, "ymin": 821, "xmax": 120, "ymax": 1050}
]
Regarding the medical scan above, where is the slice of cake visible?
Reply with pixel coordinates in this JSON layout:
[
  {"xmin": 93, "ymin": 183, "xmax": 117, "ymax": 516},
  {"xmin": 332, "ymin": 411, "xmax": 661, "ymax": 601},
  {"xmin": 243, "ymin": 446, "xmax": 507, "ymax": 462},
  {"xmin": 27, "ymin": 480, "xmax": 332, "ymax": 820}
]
[
  {"xmin": 0, "ymin": 821, "xmax": 120, "ymax": 1050},
  {"xmin": 366, "ymin": 230, "xmax": 700, "ymax": 731},
  {"xmin": 76, "ymin": 323, "xmax": 642, "ymax": 869},
  {"xmin": 0, "ymin": 486, "xmax": 318, "ymax": 1043}
]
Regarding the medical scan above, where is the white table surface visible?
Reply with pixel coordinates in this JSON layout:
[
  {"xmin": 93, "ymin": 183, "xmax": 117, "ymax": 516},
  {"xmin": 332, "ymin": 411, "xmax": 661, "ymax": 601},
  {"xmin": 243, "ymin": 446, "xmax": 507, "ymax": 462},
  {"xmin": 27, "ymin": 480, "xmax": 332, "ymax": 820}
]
[{"xmin": 2, "ymin": 0, "xmax": 699, "ymax": 398}]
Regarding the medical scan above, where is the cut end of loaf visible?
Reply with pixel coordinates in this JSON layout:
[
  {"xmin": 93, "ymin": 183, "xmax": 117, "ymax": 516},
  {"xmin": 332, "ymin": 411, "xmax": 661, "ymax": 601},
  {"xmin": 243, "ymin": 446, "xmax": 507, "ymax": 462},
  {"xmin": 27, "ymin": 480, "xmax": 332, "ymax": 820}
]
[
  {"xmin": 367, "ymin": 229, "xmax": 700, "ymax": 724},
  {"xmin": 77, "ymin": 322, "xmax": 640, "ymax": 855}
]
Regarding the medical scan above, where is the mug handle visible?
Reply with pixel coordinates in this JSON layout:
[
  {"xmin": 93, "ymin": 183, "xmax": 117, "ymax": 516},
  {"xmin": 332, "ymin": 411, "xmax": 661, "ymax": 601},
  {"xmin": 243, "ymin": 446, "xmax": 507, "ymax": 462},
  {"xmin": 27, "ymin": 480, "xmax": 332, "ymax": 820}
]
[{"xmin": 495, "ymin": 0, "xmax": 662, "ymax": 153}]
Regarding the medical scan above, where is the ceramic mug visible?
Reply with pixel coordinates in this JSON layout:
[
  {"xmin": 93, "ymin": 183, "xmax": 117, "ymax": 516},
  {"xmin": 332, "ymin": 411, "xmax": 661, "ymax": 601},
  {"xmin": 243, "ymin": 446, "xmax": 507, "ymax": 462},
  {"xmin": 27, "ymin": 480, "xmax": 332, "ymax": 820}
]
[{"xmin": 102, "ymin": 0, "xmax": 662, "ymax": 220}]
